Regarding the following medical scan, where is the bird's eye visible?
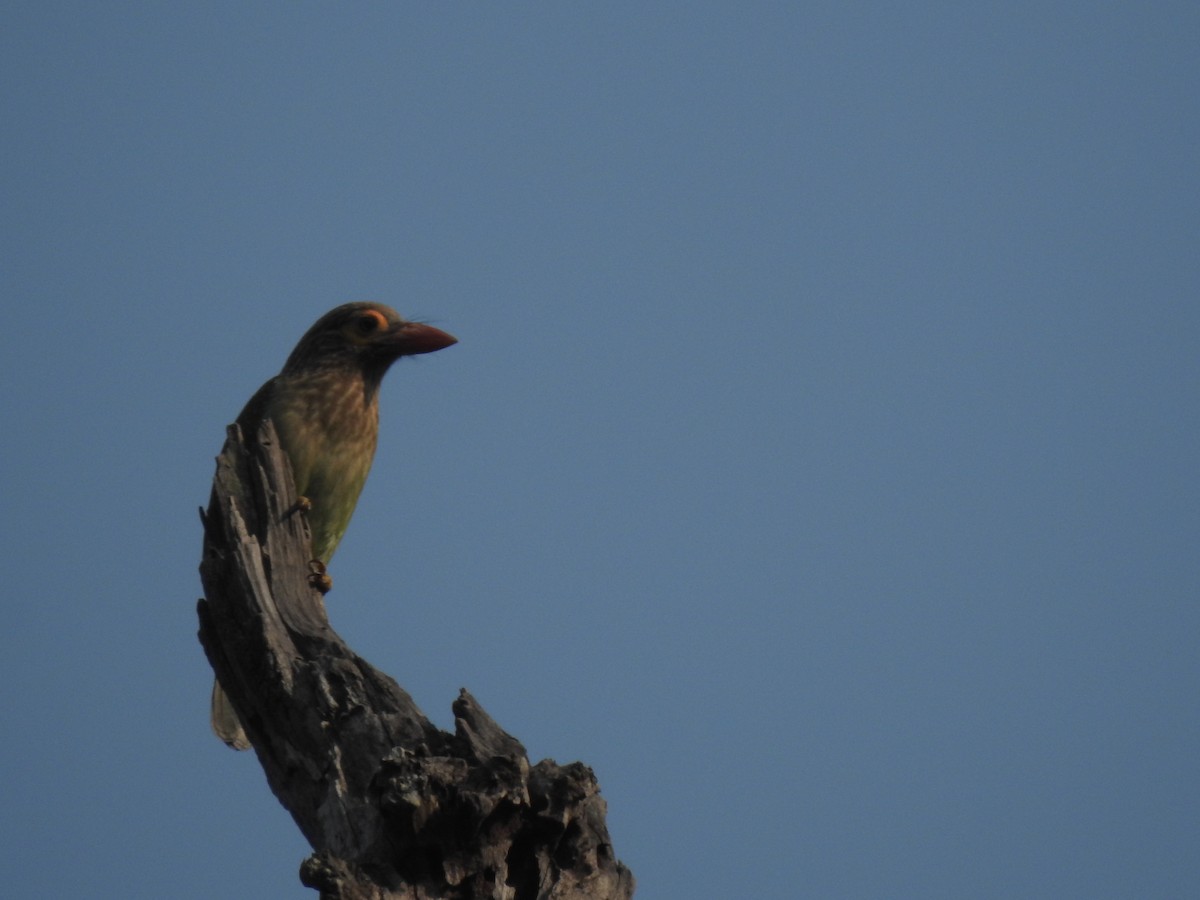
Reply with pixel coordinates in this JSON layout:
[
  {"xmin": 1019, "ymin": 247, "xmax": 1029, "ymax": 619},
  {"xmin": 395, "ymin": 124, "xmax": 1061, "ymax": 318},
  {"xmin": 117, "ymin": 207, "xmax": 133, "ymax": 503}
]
[{"xmin": 356, "ymin": 309, "xmax": 389, "ymax": 334}]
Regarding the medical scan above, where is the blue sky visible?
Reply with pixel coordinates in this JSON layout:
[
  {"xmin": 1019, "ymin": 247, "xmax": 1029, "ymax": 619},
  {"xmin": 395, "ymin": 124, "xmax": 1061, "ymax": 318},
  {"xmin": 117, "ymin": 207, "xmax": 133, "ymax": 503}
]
[{"xmin": 3, "ymin": 3, "xmax": 1197, "ymax": 897}]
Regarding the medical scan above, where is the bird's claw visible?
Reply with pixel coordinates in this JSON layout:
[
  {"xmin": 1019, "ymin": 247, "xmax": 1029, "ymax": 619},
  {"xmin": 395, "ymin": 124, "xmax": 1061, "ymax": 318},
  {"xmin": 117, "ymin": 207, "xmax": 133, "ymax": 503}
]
[{"xmin": 308, "ymin": 559, "xmax": 332, "ymax": 594}]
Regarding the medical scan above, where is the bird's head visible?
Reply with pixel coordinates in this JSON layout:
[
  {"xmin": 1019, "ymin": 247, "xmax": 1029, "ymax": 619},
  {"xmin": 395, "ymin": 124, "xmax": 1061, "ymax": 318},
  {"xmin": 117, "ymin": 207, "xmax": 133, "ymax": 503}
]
[{"xmin": 280, "ymin": 302, "xmax": 457, "ymax": 382}]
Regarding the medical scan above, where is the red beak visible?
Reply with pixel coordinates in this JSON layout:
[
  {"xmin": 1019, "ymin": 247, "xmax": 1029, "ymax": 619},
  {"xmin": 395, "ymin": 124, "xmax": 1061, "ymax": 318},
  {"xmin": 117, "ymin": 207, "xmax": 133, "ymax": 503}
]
[{"xmin": 391, "ymin": 322, "xmax": 458, "ymax": 356}]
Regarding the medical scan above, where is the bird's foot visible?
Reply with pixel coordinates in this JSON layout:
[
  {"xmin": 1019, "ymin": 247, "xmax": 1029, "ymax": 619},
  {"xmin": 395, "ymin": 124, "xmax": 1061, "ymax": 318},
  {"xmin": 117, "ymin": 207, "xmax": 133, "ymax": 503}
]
[
  {"xmin": 291, "ymin": 495, "xmax": 313, "ymax": 516},
  {"xmin": 308, "ymin": 559, "xmax": 333, "ymax": 594}
]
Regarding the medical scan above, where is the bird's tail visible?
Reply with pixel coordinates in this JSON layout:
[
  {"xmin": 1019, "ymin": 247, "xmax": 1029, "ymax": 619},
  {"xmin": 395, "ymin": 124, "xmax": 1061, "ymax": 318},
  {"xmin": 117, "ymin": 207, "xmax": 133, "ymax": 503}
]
[{"xmin": 211, "ymin": 680, "xmax": 251, "ymax": 751}]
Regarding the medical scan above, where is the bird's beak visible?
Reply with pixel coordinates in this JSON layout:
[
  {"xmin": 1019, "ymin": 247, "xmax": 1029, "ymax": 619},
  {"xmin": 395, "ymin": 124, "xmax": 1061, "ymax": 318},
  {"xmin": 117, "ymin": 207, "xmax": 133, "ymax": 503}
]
[{"xmin": 389, "ymin": 322, "xmax": 458, "ymax": 356}]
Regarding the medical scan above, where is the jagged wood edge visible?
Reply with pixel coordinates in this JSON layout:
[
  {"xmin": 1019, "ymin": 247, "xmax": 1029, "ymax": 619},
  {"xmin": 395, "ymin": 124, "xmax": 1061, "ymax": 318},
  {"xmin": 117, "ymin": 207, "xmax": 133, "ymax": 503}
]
[{"xmin": 197, "ymin": 421, "xmax": 635, "ymax": 899}]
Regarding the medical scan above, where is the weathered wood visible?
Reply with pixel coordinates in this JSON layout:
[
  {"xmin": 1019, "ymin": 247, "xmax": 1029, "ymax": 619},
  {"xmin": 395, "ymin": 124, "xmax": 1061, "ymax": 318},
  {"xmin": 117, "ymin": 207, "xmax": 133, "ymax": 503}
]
[{"xmin": 198, "ymin": 422, "xmax": 635, "ymax": 899}]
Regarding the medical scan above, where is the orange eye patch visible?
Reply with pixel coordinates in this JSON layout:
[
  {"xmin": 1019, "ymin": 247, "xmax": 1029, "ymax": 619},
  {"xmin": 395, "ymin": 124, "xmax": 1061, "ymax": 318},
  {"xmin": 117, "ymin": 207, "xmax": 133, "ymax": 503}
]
[{"xmin": 356, "ymin": 309, "xmax": 390, "ymax": 333}]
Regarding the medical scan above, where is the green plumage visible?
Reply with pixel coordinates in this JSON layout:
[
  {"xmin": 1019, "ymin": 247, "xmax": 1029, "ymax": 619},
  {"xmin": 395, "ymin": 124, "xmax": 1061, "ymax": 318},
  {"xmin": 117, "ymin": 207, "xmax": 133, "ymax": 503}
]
[
  {"xmin": 210, "ymin": 302, "xmax": 456, "ymax": 749},
  {"xmin": 237, "ymin": 364, "xmax": 380, "ymax": 563}
]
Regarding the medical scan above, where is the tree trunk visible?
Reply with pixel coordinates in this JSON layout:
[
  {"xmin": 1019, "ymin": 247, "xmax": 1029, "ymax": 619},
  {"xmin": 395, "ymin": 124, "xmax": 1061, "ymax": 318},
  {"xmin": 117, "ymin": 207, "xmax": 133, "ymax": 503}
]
[{"xmin": 198, "ymin": 422, "xmax": 635, "ymax": 899}]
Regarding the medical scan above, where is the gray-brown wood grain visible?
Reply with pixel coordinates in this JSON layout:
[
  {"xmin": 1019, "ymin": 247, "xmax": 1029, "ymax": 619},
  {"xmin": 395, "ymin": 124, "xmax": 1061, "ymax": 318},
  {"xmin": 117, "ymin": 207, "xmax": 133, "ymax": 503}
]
[{"xmin": 198, "ymin": 422, "xmax": 634, "ymax": 898}]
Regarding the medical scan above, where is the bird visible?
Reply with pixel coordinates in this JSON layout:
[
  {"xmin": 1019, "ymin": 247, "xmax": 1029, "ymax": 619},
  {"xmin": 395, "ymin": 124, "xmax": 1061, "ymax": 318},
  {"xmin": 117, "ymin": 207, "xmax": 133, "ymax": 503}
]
[{"xmin": 210, "ymin": 302, "xmax": 457, "ymax": 749}]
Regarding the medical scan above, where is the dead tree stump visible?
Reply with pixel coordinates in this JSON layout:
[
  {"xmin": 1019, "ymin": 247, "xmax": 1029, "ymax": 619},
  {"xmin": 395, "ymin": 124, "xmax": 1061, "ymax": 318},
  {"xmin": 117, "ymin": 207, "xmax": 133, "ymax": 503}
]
[{"xmin": 198, "ymin": 422, "xmax": 635, "ymax": 899}]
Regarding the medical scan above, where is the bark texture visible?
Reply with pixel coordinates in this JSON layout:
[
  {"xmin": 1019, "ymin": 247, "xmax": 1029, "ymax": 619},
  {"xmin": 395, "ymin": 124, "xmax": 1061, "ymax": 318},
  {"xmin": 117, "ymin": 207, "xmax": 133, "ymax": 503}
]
[{"xmin": 198, "ymin": 422, "xmax": 635, "ymax": 899}]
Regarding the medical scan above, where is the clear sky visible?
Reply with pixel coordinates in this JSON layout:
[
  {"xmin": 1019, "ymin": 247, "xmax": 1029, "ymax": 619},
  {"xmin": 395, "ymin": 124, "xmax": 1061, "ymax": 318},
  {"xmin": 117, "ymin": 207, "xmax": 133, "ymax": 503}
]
[{"xmin": 3, "ymin": 3, "xmax": 1197, "ymax": 897}]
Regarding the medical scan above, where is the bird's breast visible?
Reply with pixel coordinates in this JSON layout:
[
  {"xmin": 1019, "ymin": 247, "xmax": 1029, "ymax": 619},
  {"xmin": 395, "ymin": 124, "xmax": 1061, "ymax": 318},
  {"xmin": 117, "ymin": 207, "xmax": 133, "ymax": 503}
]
[{"xmin": 269, "ymin": 373, "xmax": 380, "ymax": 562}]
